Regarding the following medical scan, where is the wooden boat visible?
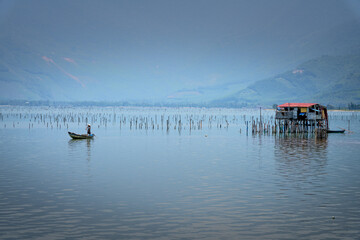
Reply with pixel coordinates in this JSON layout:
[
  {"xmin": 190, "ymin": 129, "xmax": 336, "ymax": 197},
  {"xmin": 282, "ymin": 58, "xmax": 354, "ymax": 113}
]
[
  {"xmin": 68, "ymin": 132, "xmax": 95, "ymax": 139},
  {"xmin": 327, "ymin": 129, "xmax": 345, "ymax": 133}
]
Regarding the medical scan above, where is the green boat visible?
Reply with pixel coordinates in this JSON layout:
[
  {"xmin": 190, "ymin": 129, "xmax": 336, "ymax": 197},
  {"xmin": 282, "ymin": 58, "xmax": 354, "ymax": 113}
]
[{"xmin": 68, "ymin": 132, "xmax": 95, "ymax": 139}]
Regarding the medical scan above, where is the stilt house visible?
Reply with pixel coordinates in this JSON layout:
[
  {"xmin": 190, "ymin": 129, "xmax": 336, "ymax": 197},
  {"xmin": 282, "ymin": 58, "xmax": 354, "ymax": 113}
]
[{"xmin": 275, "ymin": 103, "xmax": 328, "ymax": 131}]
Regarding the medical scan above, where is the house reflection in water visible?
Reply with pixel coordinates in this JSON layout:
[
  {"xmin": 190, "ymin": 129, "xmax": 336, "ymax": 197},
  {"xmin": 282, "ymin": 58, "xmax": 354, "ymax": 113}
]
[{"xmin": 274, "ymin": 135, "xmax": 328, "ymax": 184}]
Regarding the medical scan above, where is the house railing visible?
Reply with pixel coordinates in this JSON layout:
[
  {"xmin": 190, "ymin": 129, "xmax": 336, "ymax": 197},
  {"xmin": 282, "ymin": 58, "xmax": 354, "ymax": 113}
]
[{"xmin": 275, "ymin": 111, "xmax": 293, "ymax": 119}]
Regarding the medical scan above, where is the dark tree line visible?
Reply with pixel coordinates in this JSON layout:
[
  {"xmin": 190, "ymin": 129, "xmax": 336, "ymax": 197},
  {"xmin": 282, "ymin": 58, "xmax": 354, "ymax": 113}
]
[{"xmin": 347, "ymin": 102, "xmax": 360, "ymax": 110}]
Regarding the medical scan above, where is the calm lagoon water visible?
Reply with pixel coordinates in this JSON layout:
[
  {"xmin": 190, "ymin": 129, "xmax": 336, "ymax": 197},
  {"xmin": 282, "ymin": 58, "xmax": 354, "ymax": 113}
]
[{"xmin": 0, "ymin": 106, "xmax": 360, "ymax": 239}]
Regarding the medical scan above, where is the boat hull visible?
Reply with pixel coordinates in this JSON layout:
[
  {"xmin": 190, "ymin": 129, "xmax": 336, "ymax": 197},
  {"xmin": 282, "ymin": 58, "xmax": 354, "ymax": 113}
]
[
  {"xmin": 327, "ymin": 129, "xmax": 345, "ymax": 133},
  {"xmin": 68, "ymin": 132, "xmax": 94, "ymax": 139}
]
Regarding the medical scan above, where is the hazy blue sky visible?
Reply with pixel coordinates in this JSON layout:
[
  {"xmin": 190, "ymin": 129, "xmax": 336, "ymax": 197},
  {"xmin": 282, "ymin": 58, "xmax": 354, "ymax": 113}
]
[{"xmin": 0, "ymin": 0, "xmax": 360, "ymax": 101}]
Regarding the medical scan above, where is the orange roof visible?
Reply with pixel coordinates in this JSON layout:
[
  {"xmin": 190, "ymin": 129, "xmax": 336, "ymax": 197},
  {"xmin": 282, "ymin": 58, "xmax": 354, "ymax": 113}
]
[{"xmin": 278, "ymin": 103, "xmax": 317, "ymax": 108}]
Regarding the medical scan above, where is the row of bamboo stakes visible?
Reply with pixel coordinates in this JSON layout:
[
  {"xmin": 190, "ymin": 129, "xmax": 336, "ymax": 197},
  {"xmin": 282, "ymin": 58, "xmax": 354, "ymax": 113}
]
[{"xmin": 0, "ymin": 107, "xmax": 357, "ymax": 136}]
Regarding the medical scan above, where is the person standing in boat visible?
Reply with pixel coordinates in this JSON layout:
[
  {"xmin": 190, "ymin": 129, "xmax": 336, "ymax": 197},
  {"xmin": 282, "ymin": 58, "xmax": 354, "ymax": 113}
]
[{"xmin": 86, "ymin": 124, "xmax": 91, "ymax": 135}]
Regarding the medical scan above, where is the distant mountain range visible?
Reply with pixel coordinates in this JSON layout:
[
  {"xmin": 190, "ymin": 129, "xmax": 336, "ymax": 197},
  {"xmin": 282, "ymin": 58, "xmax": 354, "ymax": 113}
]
[
  {"xmin": 214, "ymin": 54, "xmax": 360, "ymax": 107},
  {"xmin": 0, "ymin": 38, "xmax": 113, "ymax": 101},
  {"xmin": 1, "ymin": 48, "xmax": 359, "ymax": 107},
  {"xmin": 1, "ymin": 13, "xmax": 360, "ymax": 107}
]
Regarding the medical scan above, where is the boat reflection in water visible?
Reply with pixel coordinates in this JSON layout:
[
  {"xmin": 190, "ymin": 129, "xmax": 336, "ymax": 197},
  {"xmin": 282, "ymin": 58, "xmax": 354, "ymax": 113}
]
[{"xmin": 68, "ymin": 138, "xmax": 93, "ymax": 162}]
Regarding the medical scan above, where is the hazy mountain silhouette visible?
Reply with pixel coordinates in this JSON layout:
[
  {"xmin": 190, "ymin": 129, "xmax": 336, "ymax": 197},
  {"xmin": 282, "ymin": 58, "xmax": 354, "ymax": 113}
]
[{"xmin": 215, "ymin": 54, "xmax": 360, "ymax": 106}]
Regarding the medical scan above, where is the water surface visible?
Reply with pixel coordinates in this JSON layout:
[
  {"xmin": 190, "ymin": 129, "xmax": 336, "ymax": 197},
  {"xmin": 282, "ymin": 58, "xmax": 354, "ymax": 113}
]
[{"xmin": 0, "ymin": 107, "xmax": 359, "ymax": 239}]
